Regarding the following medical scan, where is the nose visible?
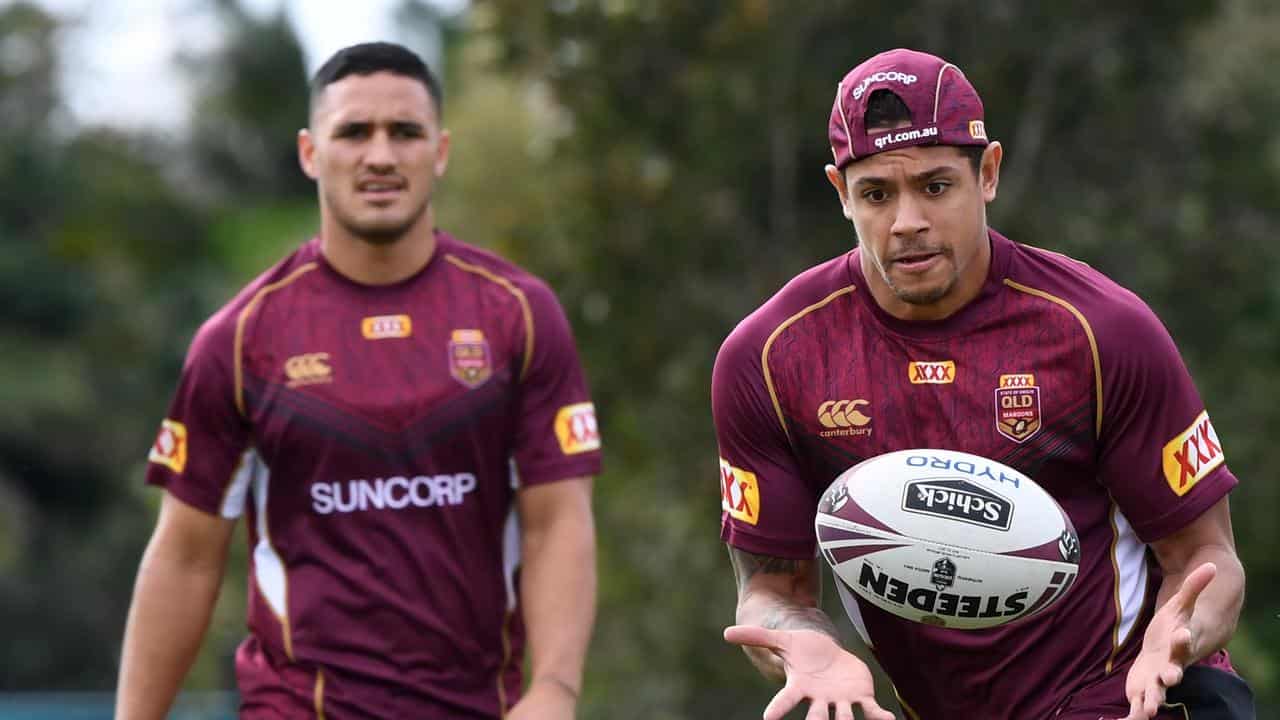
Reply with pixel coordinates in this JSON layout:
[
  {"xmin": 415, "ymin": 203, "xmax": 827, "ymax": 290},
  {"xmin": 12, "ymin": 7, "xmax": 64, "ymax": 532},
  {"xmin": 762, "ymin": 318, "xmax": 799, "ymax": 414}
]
[
  {"xmin": 363, "ymin": 129, "xmax": 396, "ymax": 170},
  {"xmin": 890, "ymin": 192, "xmax": 929, "ymax": 238}
]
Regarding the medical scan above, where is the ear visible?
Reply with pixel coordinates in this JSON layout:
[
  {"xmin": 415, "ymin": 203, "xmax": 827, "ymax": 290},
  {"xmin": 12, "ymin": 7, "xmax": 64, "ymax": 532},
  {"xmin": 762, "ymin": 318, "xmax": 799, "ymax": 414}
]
[
  {"xmin": 825, "ymin": 164, "xmax": 854, "ymax": 220},
  {"xmin": 298, "ymin": 128, "xmax": 318, "ymax": 180},
  {"xmin": 980, "ymin": 141, "xmax": 1002, "ymax": 203},
  {"xmin": 433, "ymin": 128, "xmax": 451, "ymax": 178}
]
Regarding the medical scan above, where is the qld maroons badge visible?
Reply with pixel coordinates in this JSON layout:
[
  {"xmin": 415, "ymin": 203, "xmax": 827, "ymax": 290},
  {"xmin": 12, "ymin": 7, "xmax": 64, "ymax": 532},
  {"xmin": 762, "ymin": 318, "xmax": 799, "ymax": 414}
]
[
  {"xmin": 449, "ymin": 329, "xmax": 492, "ymax": 388},
  {"xmin": 995, "ymin": 373, "xmax": 1042, "ymax": 443}
]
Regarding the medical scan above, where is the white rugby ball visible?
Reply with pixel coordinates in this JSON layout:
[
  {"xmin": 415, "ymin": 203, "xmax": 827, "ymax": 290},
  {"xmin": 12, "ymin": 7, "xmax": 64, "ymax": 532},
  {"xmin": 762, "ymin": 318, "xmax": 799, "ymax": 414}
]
[{"xmin": 815, "ymin": 449, "xmax": 1080, "ymax": 630}]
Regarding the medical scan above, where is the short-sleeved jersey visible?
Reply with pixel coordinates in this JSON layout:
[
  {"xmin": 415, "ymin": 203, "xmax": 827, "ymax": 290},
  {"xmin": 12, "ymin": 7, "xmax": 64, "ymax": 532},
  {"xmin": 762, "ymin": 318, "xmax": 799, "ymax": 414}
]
[
  {"xmin": 713, "ymin": 230, "xmax": 1238, "ymax": 720},
  {"xmin": 146, "ymin": 231, "xmax": 602, "ymax": 719}
]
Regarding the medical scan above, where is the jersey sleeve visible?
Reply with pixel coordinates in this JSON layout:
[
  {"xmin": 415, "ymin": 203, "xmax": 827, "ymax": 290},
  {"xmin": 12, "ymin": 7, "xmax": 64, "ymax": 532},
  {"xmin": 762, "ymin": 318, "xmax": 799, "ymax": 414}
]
[
  {"xmin": 145, "ymin": 314, "xmax": 253, "ymax": 517},
  {"xmin": 1095, "ymin": 295, "xmax": 1237, "ymax": 542},
  {"xmin": 510, "ymin": 281, "xmax": 602, "ymax": 486},
  {"xmin": 712, "ymin": 322, "xmax": 816, "ymax": 559}
]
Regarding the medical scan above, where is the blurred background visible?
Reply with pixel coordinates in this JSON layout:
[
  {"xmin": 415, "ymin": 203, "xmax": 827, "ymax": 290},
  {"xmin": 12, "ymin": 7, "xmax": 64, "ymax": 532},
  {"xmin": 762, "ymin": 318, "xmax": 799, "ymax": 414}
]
[{"xmin": 0, "ymin": 0, "xmax": 1276, "ymax": 718}]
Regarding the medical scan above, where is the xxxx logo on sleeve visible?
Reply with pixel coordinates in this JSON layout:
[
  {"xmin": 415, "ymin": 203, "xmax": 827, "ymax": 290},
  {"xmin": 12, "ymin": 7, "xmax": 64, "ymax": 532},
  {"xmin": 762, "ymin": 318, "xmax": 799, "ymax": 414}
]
[
  {"xmin": 719, "ymin": 458, "xmax": 760, "ymax": 525},
  {"xmin": 148, "ymin": 419, "xmax": 188, "ymax": 473},
  {"xmin": 554, "ymin": 402, "xmax": 600, "ymax": 455},
  {"xmin": 909, "ymin": 360, "xmax": 956, "ymax": 384},
  {"xmin": 1162, "ymin": 411, "xmax": 1225, "ymax": 496}
]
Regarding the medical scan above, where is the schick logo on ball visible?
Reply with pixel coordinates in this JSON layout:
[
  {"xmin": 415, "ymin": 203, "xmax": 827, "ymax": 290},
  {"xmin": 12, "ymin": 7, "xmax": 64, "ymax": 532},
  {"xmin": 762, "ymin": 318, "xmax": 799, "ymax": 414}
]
[{"xmin": 903, "ymin": 478, "xmax": 1013, "ymax": 531}]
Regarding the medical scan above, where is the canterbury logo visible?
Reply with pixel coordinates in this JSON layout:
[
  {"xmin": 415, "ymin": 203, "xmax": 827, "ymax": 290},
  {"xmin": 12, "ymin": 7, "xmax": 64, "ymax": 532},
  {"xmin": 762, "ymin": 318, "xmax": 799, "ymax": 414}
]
[
  {"xmin": 285, "ymin": 352, "xmax": 332, "ymax": 387},
  {"xmin": 909, "ymin": 361, "xmax": 956, "ymax": 384},
  {"xmin": 818, "ymin": 400, "xmax": 871, "ymax": 428}
]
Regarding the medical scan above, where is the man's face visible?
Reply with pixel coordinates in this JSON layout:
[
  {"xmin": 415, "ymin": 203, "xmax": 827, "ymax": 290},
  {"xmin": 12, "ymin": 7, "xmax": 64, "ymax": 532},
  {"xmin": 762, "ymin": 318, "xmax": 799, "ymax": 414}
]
[
  {"xmin": 828, "ymin": 143, "xmax": 1001, "ymax": 317},
  {"xmin": 299, "ymin": 71, "xmax": 449, "ymax": 244}
]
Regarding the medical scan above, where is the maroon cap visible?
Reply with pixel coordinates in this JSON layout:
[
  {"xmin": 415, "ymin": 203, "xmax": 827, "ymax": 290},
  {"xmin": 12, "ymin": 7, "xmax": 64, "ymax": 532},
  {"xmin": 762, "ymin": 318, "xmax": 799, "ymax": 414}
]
[{"xmin": 829, "ymin": 48, "xmax": 988, "ymax": 169}]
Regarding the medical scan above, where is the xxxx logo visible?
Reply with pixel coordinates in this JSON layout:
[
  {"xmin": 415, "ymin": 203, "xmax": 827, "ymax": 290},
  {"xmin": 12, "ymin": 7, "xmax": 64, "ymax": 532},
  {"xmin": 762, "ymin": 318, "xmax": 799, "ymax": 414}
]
[
  {"xmin": 1162, "ymin": 411, "xmax": 1225, "ymax": 496},
  {"xmin": 719, "ymin": 458, "xmax": 760, "ymax": 525},
  {"xmin": 285, "ymin": 352, "xmax": 332, "ymax": 387},
  {"xmin": 909, "ymin": 361, "xmax": 956, "ymax": 384}
]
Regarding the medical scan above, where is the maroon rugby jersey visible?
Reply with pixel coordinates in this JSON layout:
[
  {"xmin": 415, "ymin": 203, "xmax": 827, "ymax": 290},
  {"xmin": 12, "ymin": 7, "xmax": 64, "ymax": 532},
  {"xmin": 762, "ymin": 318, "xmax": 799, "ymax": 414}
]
[
  {"xmin": 713, "ymin": 230, "xmax": 1237, "ymax": 720},
  {"xmin": 146, "ymin": 230, "xmax": 602, "ymax": 719}
]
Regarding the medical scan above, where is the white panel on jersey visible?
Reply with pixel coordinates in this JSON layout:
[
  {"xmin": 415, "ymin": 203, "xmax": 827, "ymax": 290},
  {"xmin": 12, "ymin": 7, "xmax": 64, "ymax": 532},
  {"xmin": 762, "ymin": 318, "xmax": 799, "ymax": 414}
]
[
  {"xmin": 503, "ymin": 458, "xmax": 522, "ymax": 611},
  {"xmin": 251, "ymin": 459, "xmax": 288, "ymax": 619},
  {"xmin": 834, "ymin": 573, "xmax": 873, "ymax": 649},
  {"xmin": 219, "ymin": 448, "xmax": 257, "ymax": 519},
  {"xmin": 1113, "ymin": 509, "xmax": 1149, "ymax": 648}
]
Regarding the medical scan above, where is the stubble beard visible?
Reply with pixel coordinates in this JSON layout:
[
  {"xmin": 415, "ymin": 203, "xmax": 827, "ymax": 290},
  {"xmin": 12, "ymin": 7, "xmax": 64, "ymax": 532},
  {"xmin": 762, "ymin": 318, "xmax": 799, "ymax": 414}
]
[{"xmin": 329, "ymin": 190, "xmax": 433, "ymax": 246}]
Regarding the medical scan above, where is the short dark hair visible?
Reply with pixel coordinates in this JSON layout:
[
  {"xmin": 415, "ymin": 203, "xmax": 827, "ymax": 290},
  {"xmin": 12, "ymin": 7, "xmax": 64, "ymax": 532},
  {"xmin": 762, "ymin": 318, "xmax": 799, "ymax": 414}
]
[
  {"xmin": 309, "ymin": 42, "xmax": 443, "ymax": 120},
  {"xmin": 863, "ymin": 89, "xmax": 984, "ymax": 175}
]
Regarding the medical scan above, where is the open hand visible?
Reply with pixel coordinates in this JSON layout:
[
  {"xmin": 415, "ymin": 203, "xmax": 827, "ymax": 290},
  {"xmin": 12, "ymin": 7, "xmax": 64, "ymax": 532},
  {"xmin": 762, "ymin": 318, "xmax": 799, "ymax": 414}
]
[
  {"xmin": 1115, "ymin": 562, "xmax": 1217, "ymax": 720},
  {"xmin": 724, "ymin": 625, "xmax": 896, "ymax": 720}
]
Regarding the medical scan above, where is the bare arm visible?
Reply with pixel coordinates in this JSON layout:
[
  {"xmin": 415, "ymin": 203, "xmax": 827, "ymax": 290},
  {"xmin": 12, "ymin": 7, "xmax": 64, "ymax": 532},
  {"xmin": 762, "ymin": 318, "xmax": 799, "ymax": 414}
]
[
  {"xmin": 1147, "ymin": 496, "xmax": 1245, "ymax": 662},
  {"xmin": 514, "ymin": 476, "xmax": 596, "ymax": 711},
  {"xmin": 115, "ymin": 492, "xmax": 236, "ymax": 720},
  {"xmin": 727, "ymin": 546, "xmax": 839, "ymax": 682}
]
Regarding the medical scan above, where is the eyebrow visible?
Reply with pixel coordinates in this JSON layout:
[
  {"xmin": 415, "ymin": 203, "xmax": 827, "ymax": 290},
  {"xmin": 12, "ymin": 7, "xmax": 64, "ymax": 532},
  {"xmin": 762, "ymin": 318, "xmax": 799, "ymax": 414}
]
[{"xmin": 853, "ymin": 165, "xmax": 959, "ymax": 187}]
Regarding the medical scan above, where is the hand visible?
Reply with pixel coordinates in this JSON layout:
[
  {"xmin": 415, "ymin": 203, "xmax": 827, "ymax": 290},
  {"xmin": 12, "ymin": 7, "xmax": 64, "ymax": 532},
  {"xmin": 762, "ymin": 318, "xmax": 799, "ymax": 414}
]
[
  {"xmin": 506, "ymin": 677, "xmax": 578, "ymax": 720},
  {"xmin": 724, "ymin": 625, "xmax": 896, "ymax": 720},
  {"xmin": 1116, "ymin": 562, "xmax": 1217, "ymax": 720}
]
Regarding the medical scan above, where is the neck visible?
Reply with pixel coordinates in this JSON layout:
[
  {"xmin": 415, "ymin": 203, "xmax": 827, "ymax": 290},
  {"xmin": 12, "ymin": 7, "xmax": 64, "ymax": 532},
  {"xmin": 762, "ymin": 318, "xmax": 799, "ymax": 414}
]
[{"xmin": 320, "ymin": 206, "xmax": 438, "ymax": 286}]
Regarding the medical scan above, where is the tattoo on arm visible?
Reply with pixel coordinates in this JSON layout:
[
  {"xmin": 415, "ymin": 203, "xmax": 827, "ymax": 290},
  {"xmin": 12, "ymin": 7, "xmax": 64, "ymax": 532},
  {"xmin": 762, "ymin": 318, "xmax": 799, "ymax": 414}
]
[{"xmin": 727, "ymin": 547, "xmax": 839, "ymax": 640}]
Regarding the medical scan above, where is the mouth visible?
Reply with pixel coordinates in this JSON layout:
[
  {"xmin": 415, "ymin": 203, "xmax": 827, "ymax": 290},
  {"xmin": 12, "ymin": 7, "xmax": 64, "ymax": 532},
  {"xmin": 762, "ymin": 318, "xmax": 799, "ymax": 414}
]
[
  {"xmin": 356, "ymin": 179, "xmax": 406, "ymax": 203},
  {"xmin": 889, "ymin": 250, "xmax": 944, "ymax": 273}
]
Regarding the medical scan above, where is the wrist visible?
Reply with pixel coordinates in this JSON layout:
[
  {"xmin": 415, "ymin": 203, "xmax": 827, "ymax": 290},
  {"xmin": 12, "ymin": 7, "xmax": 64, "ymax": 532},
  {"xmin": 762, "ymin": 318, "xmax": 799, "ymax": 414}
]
[{"xmin": 531, "ymin": 675, "xmax": 580, "ymax": 701}]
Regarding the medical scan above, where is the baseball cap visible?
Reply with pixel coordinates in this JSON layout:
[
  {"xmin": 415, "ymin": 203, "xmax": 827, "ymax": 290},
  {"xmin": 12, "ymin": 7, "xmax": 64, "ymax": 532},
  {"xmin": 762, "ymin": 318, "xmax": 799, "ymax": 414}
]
[{"xmin": 828, "ymin": 48, "xmax": 988, "ymax": 169}]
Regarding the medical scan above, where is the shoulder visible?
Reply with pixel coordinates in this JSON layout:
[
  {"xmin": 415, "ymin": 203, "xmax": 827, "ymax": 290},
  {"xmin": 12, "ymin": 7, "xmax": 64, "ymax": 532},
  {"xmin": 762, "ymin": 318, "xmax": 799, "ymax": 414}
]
[
  {"xmin": 437, "ymin": 231, "xmax": 559, "ymax": 305},
  {"xmin": 190, "ymin": 239, "xmax": 322, "ymax": 363},
  {"xmin": 716, "ymin": 252, "xmax": 857, "ymax": 375},
  {"xmin": 1001, "ymin": 236, "xmax": 1170, "ymax": 353}
]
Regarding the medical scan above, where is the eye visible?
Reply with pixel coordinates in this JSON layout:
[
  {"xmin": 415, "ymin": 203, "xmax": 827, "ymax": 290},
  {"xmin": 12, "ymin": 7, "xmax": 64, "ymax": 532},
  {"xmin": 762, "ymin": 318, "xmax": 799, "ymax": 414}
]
[
  {"xmin": 924, "ymin": 181, "xmax": 950, "ymax": 196},
  {"xmin": 861, "ymin": 188, "xmax": 888, "ymax": 203},
  {"xmin": 335, "ymin": 123, "xmax": 370, "ymax": 139},
  {"xmin": 391, "ymin": 123, "xmax": 425, "ymax": 139}
]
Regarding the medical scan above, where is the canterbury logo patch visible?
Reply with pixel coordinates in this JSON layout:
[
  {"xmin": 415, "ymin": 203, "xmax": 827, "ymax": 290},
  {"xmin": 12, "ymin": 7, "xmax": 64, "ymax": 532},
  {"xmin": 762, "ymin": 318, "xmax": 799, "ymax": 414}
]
[
  {"xmin": 148, "ymin": 419, "xmax": 188, "ymax": 473},
  {"xmin": 719, "ymin": 458, "xmax": 760, "ymax": 525},
  {"xmin": 818, "ymin": 400, "xmax": 871, "ymax": 428},
  {"xmin": 909, "ymin": 361, "xmax": 956, "ymax": 384},
  {"xmin": 285, "ymin": 353, "xmax": 332, "ymax": 387},
  {"xmin": 1162, "ymin": 411, "xmax": 1224, "ymax": 496}
]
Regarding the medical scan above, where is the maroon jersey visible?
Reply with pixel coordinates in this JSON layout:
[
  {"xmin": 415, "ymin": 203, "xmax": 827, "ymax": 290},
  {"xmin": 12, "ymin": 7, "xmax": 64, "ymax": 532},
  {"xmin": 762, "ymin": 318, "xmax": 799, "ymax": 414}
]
[
  {"xmin": 713, "ymin": 230, "xmax": 1237, "ymax": 720},
  {"xmin": 146, "ymin": 231, "xmax": 602, "ymax": 719}
]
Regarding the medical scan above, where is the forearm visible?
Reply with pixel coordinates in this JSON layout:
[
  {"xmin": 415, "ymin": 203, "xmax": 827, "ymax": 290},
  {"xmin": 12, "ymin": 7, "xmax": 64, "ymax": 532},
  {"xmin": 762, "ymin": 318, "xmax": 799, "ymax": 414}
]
[
  {"xmin": 519, "ymin": 501, "xmax": 596, "ymax": 697},
  {"xmin": 1156, "ymin": 546, "xmax": 1245, "ymax": 663},
  {"xmin": 115, "ymin": 541, "xmax": 224, "ymax": 719}
]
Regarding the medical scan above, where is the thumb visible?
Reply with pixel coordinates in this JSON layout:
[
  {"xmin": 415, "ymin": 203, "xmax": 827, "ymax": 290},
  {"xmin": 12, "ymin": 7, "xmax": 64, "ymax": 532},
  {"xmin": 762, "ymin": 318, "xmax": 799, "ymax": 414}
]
[
  {"xmin": 1171, "ymin": 562, "xmax": 1216, "ymax": 610},
  {"xmin": 724, "ymin": 624, "xmax": 785, "ymax": 650}
]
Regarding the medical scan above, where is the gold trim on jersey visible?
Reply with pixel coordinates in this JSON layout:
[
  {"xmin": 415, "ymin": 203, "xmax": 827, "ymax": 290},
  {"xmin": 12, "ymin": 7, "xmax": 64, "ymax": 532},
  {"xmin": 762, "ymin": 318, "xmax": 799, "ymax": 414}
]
[
  {"xmin": 1105, "ymin": 503, "xmax": 1124, "ymax": 673},
  {"xmin": 761, "ymin": 286, "xmax": 858, "ymax": 444},
  {"xmin": 313, "ymin": 668, "xmax": 326, "ymax": 719},
  {"xmin": 233, "ymin": 263, "xmax": 319, "ymax": 416},
  {"xmin": 1163, "ymin": 701, "xmax": 1190, "ymax": 719},
  {"xmin": 893, "ymin": 685, "xmax": 923, "ymax": 720},
  {"xmin": 495, "ymin": 608, "xmax": 515, "ymax": 718},
  {"xmin": 1002, "ymin": 279, "xmax": 1103, "ymax": 438},
  {"xmin": 444, "ymin": 254, "xmax": 535, "ymax": 382}
]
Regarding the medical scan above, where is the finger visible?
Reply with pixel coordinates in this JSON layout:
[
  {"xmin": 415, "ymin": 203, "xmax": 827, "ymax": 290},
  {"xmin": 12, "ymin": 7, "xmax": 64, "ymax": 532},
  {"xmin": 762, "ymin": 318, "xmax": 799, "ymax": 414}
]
[
  {"xmin": 1124, "ymin": 691, "xmax": 1144, "ymax": 720},
  {"xmin": 725, "ymin": 624, "xmax": 785, "ymax": 651},
  {"xmin": 1169, "ymin": 625, "xmax": 1195, "ymax": 664},
  {"xmin": 1144, "ymin": 681, "xmax": 1165, "ymax": 716},
  {"xmin": 1171, "ymin": 562, "xmax": 1217, "ymax": 612},
  {"xmin": 856, "ymin": 699, "xmax": 897, "ymax": 720},
  {"xmin": 834, "ymin": 701, "xmax": 855, "ymax": 720},
  {"xmin": 762, "ymin": 686, "xmax": 803, "ymax": 720},
  {"xmin": 1159, "ymin": 662, "xmax": 1184, "ymax": 689},
  {"xmin": 804, "ymin": 700, "xmax": 830, "ymax": 720}
]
